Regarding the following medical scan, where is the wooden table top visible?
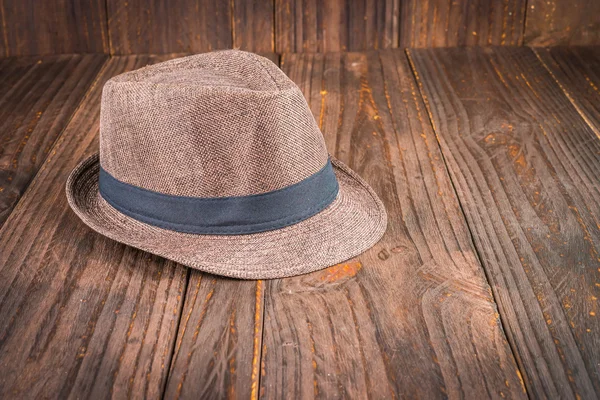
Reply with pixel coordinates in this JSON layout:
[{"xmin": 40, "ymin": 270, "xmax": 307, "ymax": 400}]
[{"xmin": 0, "ymin": 47, "xmax": 599, "ymax": 399}]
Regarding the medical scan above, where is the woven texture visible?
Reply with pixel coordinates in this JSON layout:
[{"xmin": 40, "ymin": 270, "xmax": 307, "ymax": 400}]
[
  {"xmin": 100, "ymin": 50, "xmax": 328, "ymax": 197},
  {"xmin": 66, "ymin": 50, "xmax": 387, "ymax": 279}
]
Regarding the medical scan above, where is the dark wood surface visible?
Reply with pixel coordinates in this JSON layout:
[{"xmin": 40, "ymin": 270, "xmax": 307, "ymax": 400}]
[
  {"xmin": 535, "ymin": 47, "xmax": 600, "ymax": 136},
  {"xmin": 0, "ymin": 54, "xmax": 107, "ymax": 227},
  {"xmin": 0, "ymin": 54, "xmax": 188, "ymax": 399},
  {"xmin": 233, "ymin": 0, "xmax": 274, "ymax": 52},
  {"xmin": 400, "ymin": 0, "xmax": 526, "ymax": 48},
  {"xmin": 524, "ymin": 0, "xmax": 600, "ymax": 46},
  {"xmin": 106, "ymin": 0, "xmax": 233, "ymax": 54},
  {"xmin": 0, "ymin": 0, "xmax": 109, "ymax": 56},
  {"xmin": 256, "ymin": 50, "xmax": 525, "ymax": 399},
  {"xmin": 2, "ymin": 47, "xmax": 600, "ymax": 398},
  {"xmin": 409, "ymin": 46, "xmax": 600, "ymax": 399},
  {"xmin": 274, "ymin": 0, "xmax": 400, "ymax": 52},
  {"xmin": 3, "ymin": 0, "xmax": 599, "ymax": 55}
]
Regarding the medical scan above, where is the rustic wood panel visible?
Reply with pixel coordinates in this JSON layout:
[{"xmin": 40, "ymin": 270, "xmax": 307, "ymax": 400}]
[
  {"xmin": 535, "ymin": 47, "xmax": 600, "ymax": 138},
  {"xmin": 408, "ymin": 46, "xmax": 600, "ymax": 399},
  {"xmin": 524, "ymin": 0, "xmax": 600, "ymax": 46},
  {"xmin": 400, "ymin": 0, "xmax": 527, "ymax": 48},
  {"xmin": 0, "ymin": 55, "xmax": 189, "ymax": 399},
  {"xmin": 0, "ymin": 54, "xmax": 107, "ymax": 227},
  {"xmin": 233, "ymin": 0, "xmax": 274, "ymax": 52},
  {"xmin": 107, "ymin": 0, "xmax": 232, "ymax": 54},
  {"xmin": 0, "ymin": 0, "xmax": 108, "ymax": 56},
  {"xmin": 257, "ymin": 51, "xmax": 525, "ymax": 398},
  {"xmin": 163, "ymin": 277, "xmax": 264, "ymax": 399},
  {"xmin": 275, "ymin": 0, "xmax": 399, "ymax": 52},
  {"xmin": 163, "ymin": 52, "xmax": 277, "ymax": 399}
]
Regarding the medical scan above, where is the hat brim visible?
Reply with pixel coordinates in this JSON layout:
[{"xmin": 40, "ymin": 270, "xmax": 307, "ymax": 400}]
[{"xmin": 66, "ymin": 153, "xmax": 387, "ymax": 279}]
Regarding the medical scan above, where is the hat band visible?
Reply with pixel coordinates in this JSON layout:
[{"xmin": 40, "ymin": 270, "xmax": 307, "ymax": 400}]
[{"xmin": 98, "ymin": 159, "xmax": 339, "ymax": 235}]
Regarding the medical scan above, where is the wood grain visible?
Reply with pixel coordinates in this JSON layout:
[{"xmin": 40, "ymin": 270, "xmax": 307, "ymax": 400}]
[
  {"xmin": 257, "ymin": 51, "xmax": 525, "ymax": 398},
  {"xmin": 233, "ymin": 0, "xmax": 274, "ymax": 52},
  {"xmin": 0, "ymin": 54, "xmax": 107, "ymax": 227},
  {"xmin": 399, "ymin": 0, "xmax": 527, "ymax": 48},
  {"xmin": 0, "ymin": 55, "xmax": 188, "ymax": 399},
  {"xmin": 524, "ymin": 0, "xmax": 600, "ymax": 46},
  {"xmin": 163, "ymin": 277, "xmax": 264, "ymax": 399},
  {"xmin": 408, "ymin": 46, "xmax": 600, "ymax": 399},
  {"xmin": 535, "ymin": 47, "xmax": 600, "ymax": 138},
  {"xmin": 0, "ymin": 0, "xmax": 108, "ymax": 56},
  {"xmin": 107, "ymin": 0, "xmax": 232, "ymax": 54},
  {"xmin": 275, "ymin": 0, "xmax": 399, "ymax": 52}
]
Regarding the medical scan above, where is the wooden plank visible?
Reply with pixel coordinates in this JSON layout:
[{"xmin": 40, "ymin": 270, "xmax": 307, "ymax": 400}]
[
  {"xmin": 233, "ymin": 0, "xmax": 274, "ymax": 52},
  {"xmin": 0, "ymin": 55, "xmax": 188, "ymax": 398},
  {"xmin": 0, "ymin": 54, "xmax": 107, "ymax": 227},
  {"xmin": 535, "ymin": 47, "xmax": 600, "ymax": 138},
  {"xmin": 408, "ymin": 46, "xmax": 600, "ymax": 399},
  {"xmin": 0, "ymin": 0, "xmax": 108, "ymax": 56},
  {"xmin": 275, "ymin": 0, "xmax": 399, "ymax": 52},
  {"xmin": 163, "ymin": 277, "xmax": 265, "ymax": 399},
  {"xmin": 524, "ymin": 0, "xmax": 600, "ymax": 46},
  {"xmin": 163, "ymin": 52, "xmax": 278, "ymax": 400},
  {"xmin": 107, "ymin": 0, "xmax": 232, "ymax": 54},
  {"xmin": 399, "ymin": 0, "xmax": 526, "ymax": 48},
  {"xmin": 257, "ymin": 51, "xmax": 525, "ymax": 398}
]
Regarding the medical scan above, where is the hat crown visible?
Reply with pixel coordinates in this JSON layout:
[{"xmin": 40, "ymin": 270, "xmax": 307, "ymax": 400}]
[{"xmin": 99, "ymin": 50, "xmax": 328, "ymax": 198}]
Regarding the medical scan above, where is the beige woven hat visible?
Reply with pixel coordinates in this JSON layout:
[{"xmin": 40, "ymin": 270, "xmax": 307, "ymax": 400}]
[{"xmin": 66, "ymin": 50, "xmax": 387, "ymax": 279}]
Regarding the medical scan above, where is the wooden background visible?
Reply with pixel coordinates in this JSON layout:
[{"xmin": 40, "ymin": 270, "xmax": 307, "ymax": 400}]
[{"xmin": 0, "ymin": 0, "xmax": 598, "ymax": 56}]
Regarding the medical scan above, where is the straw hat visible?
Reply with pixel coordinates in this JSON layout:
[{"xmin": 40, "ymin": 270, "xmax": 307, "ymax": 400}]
[{"xmin": 66, "ymin": 50, "xmax": 387, "ymax": 279}]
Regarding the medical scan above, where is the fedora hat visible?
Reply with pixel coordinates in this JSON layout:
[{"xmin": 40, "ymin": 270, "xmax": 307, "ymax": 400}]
[{"xmin": 66, "ymin": 50, "xmax": 387, "ymax": 279}]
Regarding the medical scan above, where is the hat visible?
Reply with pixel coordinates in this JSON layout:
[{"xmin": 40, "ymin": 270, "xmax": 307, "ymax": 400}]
[{"xmin": 66, "ymin": 50, "xmax": 387, "ymax": 279}]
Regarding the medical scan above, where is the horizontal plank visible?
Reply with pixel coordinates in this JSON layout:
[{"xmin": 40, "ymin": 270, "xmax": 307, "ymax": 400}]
[
  {"xmin": 409, "ymin": 46, "xmax": 600, "ymax": 399},
  {"xmin": 258, "ymin": 51, "xmax": 525, "ymax": 398},
  {"xmin": 0, "ymin": 55, "xmax": 188, "ymax": 398},
  {"xmin": 0, "ymin": 54, "xmax": 107, "ymax": 227}
]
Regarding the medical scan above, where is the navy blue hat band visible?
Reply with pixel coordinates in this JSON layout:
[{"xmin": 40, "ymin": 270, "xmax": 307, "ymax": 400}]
[{"xmin": 98, "ymin": 159, "xmax": 339, "ymax": 235}]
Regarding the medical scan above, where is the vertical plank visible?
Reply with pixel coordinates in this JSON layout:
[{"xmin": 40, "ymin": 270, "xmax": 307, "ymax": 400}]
[
  {"xmin": 400, "ymin": 0, "xmax": 526, "ymax": 48},
  {"xmin": 0, "ymin": 55, "xmax": 188, "ymax": 398},
  {"xmin": 0, "ymin": 54, "xmax": 107, "ymax": 227},
  {"xmin": 275, "ymin": 0, "xmax": 399, "ymax": 52},
  {"xmin": 107, "ymin": 0, "xmax": 232, "ymax": 54},
  {"xmin": 524, "ymin": 0, "xmax": 600, "ymax": 46},
  {"xmin": 534, "ymin": 47, "xmax": 600, "ymax": 137},
  {"xmin": 409, "ymin": 46, "xmax": 600, "ymax": 399},
  {"xmin": 163, "ymin": 52, "xmax": 279, "ymax": 399},
  {"xmin": 0, "ymin": 0, "xmax": 108, "ymax": 56},
  {"xmin": 163, "ymin": 277, "xmax": 264, "ymax": 399},
  {"xmin": 233, "ymin": 0, "xmax": 274, "ymax": 52},
  {"xmin": 258, "ymin": 51, "xmax": 525, "ymax": 398}
]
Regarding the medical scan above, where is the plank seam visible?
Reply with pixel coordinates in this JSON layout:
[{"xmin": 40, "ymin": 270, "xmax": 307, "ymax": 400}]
[
  {"xmin": 160, "ymin": 267, "xmax": 191, "ymax": 400},
  {"xmin": 520, "ymin": 0, "xmax": 529, "ymax": 46},
  {"xmin": 105, "ymin": 0, "xmax": 114, "ymax": 55},
  {"xmin": 403, "ymin": 47, "xmax": 532, "ymax": 400},
  {"xmin": 533, "ymin": 47, "xmax": 600, "ymax": 141},
  {"xmin": 0, "ymin": 0, "xmax": 8, "ymax": 57},
  {"xmin": 0, "ymin": 55, "xmax": 110, "ymax": 237},
  {"xmin": 251, "ymin": 280, "xmax": 266, "ymax": 400}
]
